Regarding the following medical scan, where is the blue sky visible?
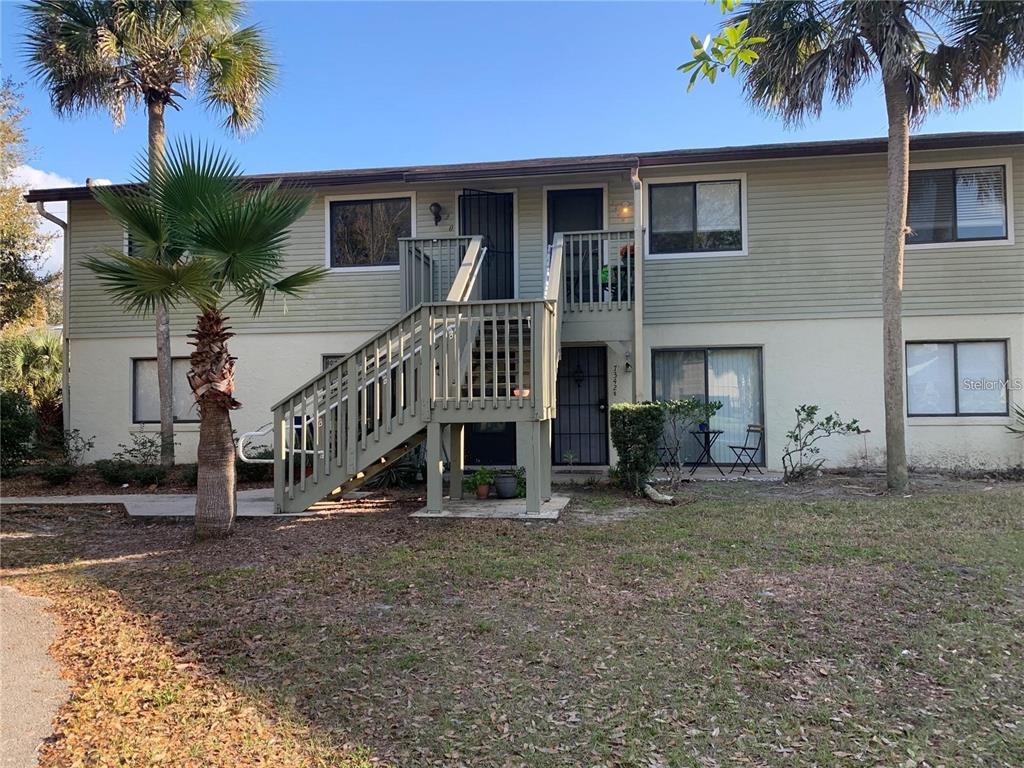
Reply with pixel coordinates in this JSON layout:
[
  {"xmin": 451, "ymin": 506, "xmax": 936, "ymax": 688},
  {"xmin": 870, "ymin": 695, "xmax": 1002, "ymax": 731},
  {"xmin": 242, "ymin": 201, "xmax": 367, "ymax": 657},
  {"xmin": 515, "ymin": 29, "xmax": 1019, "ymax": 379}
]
[{"xmin": 3, "ymin": 0, "xmax": 1023, "ymax": 272}]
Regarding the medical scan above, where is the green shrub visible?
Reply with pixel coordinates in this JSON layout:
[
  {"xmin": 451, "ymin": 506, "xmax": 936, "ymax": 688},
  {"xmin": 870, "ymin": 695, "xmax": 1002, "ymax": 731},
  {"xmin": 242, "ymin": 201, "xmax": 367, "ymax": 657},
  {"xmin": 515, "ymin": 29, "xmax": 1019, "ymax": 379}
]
[
  {"xmin": 94, "ymin": 459, "xmax": 135, "ymax": 486},
  {"xmin": 38, "ymin": 463, "xmax": 78, "ymax": 485},
  {"xmin": 112, "ymin": 431, "xmax": 162, "ymax": 465},
  {"xmin": 464, "ymin": 467, "xmax": 495, "ymax": 492},
  {"xmin": 236, "ymin": 446, "xmax": 274, "ymax": 483},
  {"xmin": 0, "ymin": 390, "xmax": 38, "ymax": 475},
  {"xmin": 130, "ymin": 464, "xmax": 168, "ymax": 487},
  {"xmin": 610, "ymin": 402, "xmax": 665, "ymax": 493}
]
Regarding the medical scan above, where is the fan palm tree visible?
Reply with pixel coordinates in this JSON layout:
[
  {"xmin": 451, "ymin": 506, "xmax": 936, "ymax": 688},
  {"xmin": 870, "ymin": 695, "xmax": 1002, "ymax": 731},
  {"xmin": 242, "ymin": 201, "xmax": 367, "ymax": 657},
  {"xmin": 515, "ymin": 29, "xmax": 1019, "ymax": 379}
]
[
  {"xmin": 682, "ymin": 0, "xmax": 1024, "ymax": 492},
  {"xmin": 84, "ymin": 142, "xmax": 325, "ymax": 537},
  {"xmin": 24, "ymin": 0, "xmax": 276, "ymax": 466}
]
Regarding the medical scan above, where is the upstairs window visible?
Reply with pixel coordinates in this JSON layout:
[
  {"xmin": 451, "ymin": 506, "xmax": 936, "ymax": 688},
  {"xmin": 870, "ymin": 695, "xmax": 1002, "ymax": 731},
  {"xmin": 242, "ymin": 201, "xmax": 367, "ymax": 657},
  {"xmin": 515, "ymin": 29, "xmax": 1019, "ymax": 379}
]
[
  {"xmin": 328, "ymin": 196, "xmax": 412, "ymax": 268},
  {"xmin": 907, "ymin": 165, "xmax": 1008, "ymax": 245},
  {"xmin": 648, "ymin": 179, "xmax": 743, "ymax": 256}
]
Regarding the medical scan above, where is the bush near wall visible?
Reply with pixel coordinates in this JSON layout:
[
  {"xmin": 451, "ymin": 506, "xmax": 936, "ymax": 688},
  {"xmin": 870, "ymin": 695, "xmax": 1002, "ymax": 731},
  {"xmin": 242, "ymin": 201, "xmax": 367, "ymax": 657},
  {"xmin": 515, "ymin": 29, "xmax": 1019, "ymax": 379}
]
[
  {"xmin": 610, "ymin": 402, "xmax": 665, "ymax": 493},
  {"xmin": 0, "ymin": 390, "xmax": 38, "ymax": 475}
]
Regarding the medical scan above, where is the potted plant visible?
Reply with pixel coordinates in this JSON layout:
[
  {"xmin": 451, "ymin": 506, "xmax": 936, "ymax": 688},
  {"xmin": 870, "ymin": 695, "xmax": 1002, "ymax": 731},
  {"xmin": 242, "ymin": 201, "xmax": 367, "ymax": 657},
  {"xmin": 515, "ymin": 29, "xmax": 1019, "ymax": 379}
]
[
  {"xmin": 697, "ymin": 401, "xmax": 723, "ymax": 431},
  {"xmin": 467, "ymin": 468, "xmax": 495, "ymax": 499},
  {"xmin": 494, "ymin": 468, "xmax": 520, "ymax": 499}
]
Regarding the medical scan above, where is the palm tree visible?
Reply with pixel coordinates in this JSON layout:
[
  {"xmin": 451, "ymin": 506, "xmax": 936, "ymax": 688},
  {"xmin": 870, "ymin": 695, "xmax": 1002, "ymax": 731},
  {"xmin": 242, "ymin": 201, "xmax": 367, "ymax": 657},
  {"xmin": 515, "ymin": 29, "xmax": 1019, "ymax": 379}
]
[
  {"xmin": 682, "ymin": 1, "xmax": 1024, "ymax": 492},
  {"xmin": 24, "ymin": 0, "xmax": 276, "ymax": 467},
  {"xmin": 84, "ymin": 142, "xmax": 325, "ymax": 537}
]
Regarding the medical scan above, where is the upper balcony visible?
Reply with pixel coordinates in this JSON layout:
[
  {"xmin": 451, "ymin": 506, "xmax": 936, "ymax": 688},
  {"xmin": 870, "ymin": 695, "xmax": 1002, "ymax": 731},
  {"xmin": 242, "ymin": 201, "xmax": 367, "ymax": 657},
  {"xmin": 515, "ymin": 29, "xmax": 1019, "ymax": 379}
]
[{"xmin": 399, "ymin": 229, "xmax": 637, "ymax": 343}]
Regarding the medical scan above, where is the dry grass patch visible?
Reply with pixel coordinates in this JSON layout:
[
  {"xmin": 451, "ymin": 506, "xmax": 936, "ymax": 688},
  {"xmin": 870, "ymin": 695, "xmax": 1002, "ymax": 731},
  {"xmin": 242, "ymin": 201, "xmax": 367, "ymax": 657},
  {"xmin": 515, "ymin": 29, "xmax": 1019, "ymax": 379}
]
[{"xmin": 2, "ymin": 482, "xmax": 1023, "ymax": 767}]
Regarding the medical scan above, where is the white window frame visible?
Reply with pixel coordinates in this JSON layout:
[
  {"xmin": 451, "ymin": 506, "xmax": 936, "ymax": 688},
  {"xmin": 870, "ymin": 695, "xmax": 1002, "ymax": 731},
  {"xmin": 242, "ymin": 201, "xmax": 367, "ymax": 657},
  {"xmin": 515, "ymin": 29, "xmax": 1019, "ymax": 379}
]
[
  {"xmin": 643, "ymin": 172, "xmax": 749, "ymax": 260},
  {"xmin": 323, "ymin": 190, "xmax": 417, "ymax": 272},
  {"xmin": 905, "ymin": 158, "xmax": 1014, "ymax": 251}
]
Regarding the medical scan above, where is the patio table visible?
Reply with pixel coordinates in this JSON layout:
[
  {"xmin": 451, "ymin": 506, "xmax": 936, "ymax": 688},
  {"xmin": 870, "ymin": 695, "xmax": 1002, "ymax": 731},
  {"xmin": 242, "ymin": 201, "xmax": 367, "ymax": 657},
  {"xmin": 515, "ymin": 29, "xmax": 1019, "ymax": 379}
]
[{"xmin": 689, "ymin": 429, "xmax": 725, "ymax": 477}]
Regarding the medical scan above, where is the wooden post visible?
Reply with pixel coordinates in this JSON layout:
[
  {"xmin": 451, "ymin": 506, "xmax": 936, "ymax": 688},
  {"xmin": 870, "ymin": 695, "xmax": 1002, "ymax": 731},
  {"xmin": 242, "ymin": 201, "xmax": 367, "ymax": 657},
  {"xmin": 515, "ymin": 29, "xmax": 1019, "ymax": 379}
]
[
  {"xmin": 539, "ymin": 419, "xmax": 552, "ymax": 501},
  {"xmin": 273, "ymin": 407, "xmax": 286, "ymax": 514},
  {"xmin": 449, "ymin": 423, "xmax": 465, "ymax": 500},
  {"xmin": 426, "ymin": 420, "xmax": 443, "ymax": 512},
  {"xmin": 516, "ymin": 421, "xmax": 541, "ymax": 515}
]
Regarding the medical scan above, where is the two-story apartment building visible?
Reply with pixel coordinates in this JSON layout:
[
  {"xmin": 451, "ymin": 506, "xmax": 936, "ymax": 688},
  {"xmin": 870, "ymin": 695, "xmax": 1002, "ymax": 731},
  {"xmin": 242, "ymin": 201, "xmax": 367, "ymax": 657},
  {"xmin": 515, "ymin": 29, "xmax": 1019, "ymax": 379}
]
[{"xmin": 27, "ymin": 131, "xmax": 1024, "ymax": 512}]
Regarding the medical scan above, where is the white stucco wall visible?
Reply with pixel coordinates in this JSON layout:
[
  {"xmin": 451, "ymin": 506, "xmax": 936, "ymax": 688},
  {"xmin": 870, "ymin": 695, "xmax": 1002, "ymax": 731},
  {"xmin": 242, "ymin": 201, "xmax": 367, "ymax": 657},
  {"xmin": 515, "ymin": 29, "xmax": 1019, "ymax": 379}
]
[
  {"xmin": 643, "ymin": 313, "xmax": 1024, "ymax": 472},
  {"xmin": 67, "ymin": 330, "xmax": 376, "ymax": 461},
  {"xmin": 69, "ymin": 313, "xmax": 1024, "ymax": 472}
]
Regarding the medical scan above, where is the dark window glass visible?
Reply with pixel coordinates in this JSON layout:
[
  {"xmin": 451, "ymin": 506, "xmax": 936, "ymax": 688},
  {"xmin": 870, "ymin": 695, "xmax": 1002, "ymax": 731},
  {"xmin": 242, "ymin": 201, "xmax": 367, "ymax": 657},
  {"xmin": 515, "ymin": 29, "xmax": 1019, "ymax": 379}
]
[
  {"xmin": 329, "ymin": 197, "xmax": 412, "ymax": 268},
  {"xmin": 907, "ymin": 165, "xmax": 1007, "ymax": 244},
  {"xmin": 649, "ymin": 180, "xmax": 741, "ymax": 254}
]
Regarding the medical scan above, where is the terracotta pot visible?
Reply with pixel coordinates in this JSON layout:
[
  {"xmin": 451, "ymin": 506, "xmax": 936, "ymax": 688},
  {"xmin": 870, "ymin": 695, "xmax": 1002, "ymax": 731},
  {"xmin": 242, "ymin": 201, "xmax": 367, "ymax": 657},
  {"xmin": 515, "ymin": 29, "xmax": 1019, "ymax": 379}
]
[{"xmin": 475, "ymin": 484, "xmax": 491, "ymax": 499}]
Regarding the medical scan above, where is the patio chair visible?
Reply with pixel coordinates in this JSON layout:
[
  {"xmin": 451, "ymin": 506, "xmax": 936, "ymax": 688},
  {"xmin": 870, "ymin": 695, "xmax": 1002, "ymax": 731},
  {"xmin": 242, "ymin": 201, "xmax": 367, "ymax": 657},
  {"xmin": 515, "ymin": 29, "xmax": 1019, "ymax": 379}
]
[{"xmin": 728, "ymin": 425, "xmax": 764, "ymax": 475}]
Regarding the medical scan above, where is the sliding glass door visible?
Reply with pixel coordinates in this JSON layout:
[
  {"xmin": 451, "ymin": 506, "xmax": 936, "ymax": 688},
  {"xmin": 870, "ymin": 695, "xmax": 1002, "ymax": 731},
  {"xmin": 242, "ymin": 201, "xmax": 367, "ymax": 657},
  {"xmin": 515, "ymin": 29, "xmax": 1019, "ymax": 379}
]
[{"xmin": 652, "ymin": 347, "xmax": 764, "ymax": 465}]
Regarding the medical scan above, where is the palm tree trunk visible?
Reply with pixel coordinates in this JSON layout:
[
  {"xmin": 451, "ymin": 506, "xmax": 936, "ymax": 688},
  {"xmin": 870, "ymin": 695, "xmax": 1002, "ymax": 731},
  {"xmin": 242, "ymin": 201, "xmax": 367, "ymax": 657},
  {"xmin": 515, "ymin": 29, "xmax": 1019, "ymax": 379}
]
[
  {"xmin": 194, "ymin": 402, "xmax": 237, "ymax": 537},
  {"xmin": 190, "ymin": 308, "xmax": 239, "ymax": 537},
  {"xmin": 147, "ymin": 98, "xmax": 175, "ymax": 467},
  {"xmin": 881, "ymin": 76, "xmax": 910, "ymax": 493}
]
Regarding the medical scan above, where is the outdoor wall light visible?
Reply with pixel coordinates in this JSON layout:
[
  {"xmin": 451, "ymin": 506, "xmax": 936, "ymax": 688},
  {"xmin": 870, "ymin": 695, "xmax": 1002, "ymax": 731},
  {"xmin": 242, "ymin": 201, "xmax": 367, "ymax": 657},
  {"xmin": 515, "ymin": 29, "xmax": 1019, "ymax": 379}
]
[
  {"xmin": 429, "ymin": 201, "xmax": 444, "ymax": 225},
  {"xmin": 618, "ymin": 201, "xmax": 633, "ymax": 219},
  {"xmin": 623, "ymin": 351, "xmax": 633, "ymax": 373}
]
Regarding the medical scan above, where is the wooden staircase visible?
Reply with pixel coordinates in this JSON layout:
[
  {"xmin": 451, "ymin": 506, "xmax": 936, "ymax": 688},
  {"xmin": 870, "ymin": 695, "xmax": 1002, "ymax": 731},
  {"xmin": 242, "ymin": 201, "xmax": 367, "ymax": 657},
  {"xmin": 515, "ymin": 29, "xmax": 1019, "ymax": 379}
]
[{"xmin": 268, "ymin": 235, "xmax": 565, "ymax": 514}]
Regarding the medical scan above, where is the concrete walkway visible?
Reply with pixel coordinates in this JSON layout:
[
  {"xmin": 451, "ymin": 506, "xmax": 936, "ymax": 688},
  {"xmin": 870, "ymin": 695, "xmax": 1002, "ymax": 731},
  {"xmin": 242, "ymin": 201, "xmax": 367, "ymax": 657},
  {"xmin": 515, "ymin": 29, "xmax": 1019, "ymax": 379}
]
[
  {"xmin": 1, "ymin": 488, "xmax": 277, "ymax": 517},
  {"xmin": 1, "ymin": 587, "xmax": 69, "ymax": 768}
]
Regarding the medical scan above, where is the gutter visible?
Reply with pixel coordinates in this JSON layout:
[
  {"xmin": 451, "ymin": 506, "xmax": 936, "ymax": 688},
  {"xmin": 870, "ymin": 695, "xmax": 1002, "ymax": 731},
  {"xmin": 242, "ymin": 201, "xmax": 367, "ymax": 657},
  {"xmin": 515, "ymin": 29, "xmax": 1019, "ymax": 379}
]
[{"xmin": 36, "ymin": 203, "xmax": 72, "ymax": 432}]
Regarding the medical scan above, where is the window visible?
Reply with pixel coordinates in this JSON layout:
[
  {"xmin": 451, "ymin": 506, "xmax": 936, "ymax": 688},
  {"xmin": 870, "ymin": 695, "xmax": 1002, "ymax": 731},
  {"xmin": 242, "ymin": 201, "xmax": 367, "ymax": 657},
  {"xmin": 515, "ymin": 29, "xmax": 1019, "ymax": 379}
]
[
  {"xmin": 906, "ymin": 341, "xmax": 1008, "ymax": 416},
  {"xmin": 328, "ymin": 196, "xmax": 412, "ymax": 268},
  {"xmin": 907, "ymin": 165, "xmax": 1008, "ymax": 244},
  {"xmin": 652, "ymin": 347, "xmax": 763, "ymax": 464},
  {"xmin": 132, "ymin": 358, "xmax": 198, "ymax": 423},
  {"xmin": 648, "ymin": 179, "xmax": 742, "ymax": 255}
]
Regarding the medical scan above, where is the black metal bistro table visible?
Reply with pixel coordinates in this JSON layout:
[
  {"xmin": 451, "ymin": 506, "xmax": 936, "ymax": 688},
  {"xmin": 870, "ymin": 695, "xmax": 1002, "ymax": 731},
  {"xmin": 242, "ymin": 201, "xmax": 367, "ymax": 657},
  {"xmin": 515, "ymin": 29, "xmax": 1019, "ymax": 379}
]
[{"xmin": 689, "ymin": 429, "xmax": 725, "ymax": 476}]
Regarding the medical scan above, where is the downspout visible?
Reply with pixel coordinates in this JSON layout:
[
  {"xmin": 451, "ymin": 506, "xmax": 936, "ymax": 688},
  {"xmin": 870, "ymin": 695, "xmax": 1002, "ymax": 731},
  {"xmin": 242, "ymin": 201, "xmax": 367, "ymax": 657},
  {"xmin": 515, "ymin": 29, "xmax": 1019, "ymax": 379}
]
[
  {"xmin": 630, "ymin": 163, "xmax": 645, "ymax": 401},
  {"xmin": 36, "ymin": 202, "xmax": 71, "ymax": 431}
]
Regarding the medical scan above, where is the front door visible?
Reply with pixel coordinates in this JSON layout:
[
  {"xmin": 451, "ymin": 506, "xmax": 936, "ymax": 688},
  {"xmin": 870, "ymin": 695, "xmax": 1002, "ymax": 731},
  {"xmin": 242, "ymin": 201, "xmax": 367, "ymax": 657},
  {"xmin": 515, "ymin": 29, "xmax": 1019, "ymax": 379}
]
[
  {"xmin": 459, "ymin": 189, "xmax": 515, "ymax": 300},
  {"xmin": 460, "ymin": 189, "xmax": 517, "ymax": 465},
  {"xmin": 547, "ymin": 187, "xmax": 604, "ymax": 244},
  {"xmin": 553, "ymin": 346, "xmax": 609, "ymax": 466}
]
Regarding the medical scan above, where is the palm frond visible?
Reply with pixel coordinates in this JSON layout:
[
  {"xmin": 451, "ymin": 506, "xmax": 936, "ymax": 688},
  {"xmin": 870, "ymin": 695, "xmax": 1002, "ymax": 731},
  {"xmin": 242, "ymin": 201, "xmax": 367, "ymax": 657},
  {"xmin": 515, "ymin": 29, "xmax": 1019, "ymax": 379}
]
[
  {"xmin": 189, "ymin": 180, "xmax": 312, "ymax": 291},
  {"xmin": 82, "ymin": 249, "xmax": 217, "ymax": 315},
  {"xmin": 233, "ymin": 265, "xmax": 328, "ymax": 316},
  {"xmin": 200, "ymin": 23, "xmax": 276, "ymax": 134}
]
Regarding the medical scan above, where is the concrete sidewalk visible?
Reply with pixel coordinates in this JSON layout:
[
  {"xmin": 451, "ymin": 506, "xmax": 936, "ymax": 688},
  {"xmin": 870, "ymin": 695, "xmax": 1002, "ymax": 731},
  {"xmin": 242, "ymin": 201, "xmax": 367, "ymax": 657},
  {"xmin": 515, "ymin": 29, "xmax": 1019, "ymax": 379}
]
[
  {"xmin": 1, "ymin": 489, "xmax": 276, "ymax": 517},
  {"xmin": 1, "ymin": 587, "xmax": 69, "ymax": 768}
]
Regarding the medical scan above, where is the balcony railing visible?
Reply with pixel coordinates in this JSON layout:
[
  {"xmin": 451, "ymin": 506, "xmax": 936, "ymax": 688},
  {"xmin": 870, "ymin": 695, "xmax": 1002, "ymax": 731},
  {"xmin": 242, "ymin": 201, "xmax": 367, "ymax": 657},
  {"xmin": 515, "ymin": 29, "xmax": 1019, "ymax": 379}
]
[
  {"xmin": 559, "ymin": 230, "xmax": 635, "ymax": 311},
  {"xmin": 398, "ymin": 236, "xmax": 478, "ymax": 310}
]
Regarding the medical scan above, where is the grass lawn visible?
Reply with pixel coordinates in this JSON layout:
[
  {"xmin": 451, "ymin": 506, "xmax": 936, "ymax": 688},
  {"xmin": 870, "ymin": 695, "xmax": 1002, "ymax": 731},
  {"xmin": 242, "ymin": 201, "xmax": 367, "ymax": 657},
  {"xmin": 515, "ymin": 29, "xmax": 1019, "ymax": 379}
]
[{"xmin": 2, "ymin": 479, "xmax": 1023, "ymax": 767}]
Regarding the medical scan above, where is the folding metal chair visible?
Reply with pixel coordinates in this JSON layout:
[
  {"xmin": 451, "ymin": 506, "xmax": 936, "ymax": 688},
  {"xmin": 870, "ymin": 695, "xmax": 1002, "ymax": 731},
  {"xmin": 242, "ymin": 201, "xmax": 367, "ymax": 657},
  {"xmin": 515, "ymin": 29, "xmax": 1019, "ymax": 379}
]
[{"xmin": 728, "ymin": 425, "xmax": 764, "ymax": 475}]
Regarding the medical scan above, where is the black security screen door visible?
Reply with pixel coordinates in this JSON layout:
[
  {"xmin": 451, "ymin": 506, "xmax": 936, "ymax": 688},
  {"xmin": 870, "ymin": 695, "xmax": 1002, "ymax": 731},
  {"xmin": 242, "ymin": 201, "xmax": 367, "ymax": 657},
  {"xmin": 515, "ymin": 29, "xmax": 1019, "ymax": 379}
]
[
  {"xmin": 553, "ymin": 346, "xmax": 609, "ymax": 465},
  {"xmin": 459, "ymin": 189, "xmax": 515, "ymax": 300},
  {"xmin": 547, "ymin": 187, "xmax": 603, "ymax": 244}
]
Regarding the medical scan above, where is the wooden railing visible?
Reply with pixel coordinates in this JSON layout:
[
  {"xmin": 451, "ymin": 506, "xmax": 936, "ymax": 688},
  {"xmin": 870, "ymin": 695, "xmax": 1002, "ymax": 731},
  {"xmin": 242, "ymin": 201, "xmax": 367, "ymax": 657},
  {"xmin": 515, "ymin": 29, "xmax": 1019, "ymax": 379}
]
[
  {"xmin": 560, "ymin": 229, "xmax": 635, "ymax": 311},
  {"xmin": 270, "ymin": 234, "xmax": 563, "ymax": 512},
  {"xmin": 398, "ymin": 236, "xmax": 478, "ymax": 310}
]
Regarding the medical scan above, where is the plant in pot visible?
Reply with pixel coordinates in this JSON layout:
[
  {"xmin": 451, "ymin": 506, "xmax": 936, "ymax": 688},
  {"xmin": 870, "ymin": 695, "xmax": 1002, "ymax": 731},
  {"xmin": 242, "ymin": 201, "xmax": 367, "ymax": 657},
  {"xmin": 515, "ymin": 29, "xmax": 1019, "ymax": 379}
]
[
  {"xmin": 467, "ymin": 468, "xmax": 495, "ymax": 499},
  {"xmin": 494, "ymin": 467, "xmax": 522, "ymax": 499},
  {"xmin": 696, "ymin": 401, "xmax": 723, "ymax": 431}
]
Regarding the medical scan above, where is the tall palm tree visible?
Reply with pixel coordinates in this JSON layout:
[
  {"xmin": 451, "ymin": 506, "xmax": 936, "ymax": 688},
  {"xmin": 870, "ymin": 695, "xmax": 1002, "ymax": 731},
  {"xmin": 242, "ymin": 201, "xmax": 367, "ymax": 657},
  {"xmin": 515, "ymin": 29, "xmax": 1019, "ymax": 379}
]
[
  {"xmin": 683, "ymin": 1, "xmax": 1024, "ymax": 492},
  {"xmin": 84, "ymin": 142, "xmax": 324, "ymax": 537},
  {"xmin": 24, "ymin": 0, "xmax": 276, "ymax": 466}
]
